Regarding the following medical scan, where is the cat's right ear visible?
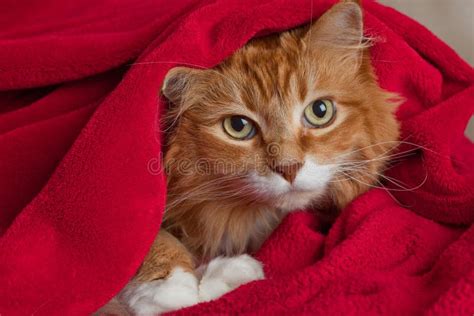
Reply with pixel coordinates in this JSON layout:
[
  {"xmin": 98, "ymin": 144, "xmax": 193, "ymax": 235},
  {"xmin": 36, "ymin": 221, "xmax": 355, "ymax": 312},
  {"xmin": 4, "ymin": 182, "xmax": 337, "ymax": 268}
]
[
  {"xmin": 161, "ymin": 67, "xmax": 199, "ymax": 106},
  {"xmin": 304, "ymin": 1, "xmax": 365, "ymax": 57}
]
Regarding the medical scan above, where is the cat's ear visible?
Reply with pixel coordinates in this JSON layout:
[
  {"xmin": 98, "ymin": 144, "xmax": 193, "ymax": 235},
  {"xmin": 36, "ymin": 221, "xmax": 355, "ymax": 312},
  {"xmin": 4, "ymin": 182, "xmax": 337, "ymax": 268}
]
[
  {"xmin": 305, "ymin": 1, "xmax": 365, "ymax": 60},
  {"xmin": 161, "ymin": 67, "xmax": 200, "ymax": 105}
]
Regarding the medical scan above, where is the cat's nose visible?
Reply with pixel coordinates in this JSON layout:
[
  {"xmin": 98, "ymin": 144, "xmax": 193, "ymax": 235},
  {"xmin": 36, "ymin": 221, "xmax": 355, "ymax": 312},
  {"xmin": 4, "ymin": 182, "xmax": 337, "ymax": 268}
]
[{"xmin": 269, "ymin": 162, "xmax": 303, "ymax": 184}]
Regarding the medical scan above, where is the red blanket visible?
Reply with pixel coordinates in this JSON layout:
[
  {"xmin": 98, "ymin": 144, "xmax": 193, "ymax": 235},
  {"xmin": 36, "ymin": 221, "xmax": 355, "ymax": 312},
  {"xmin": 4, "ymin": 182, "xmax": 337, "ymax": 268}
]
[{"xmin": 1, "ymin": 0, "xmax": 473, "ymax": 314}]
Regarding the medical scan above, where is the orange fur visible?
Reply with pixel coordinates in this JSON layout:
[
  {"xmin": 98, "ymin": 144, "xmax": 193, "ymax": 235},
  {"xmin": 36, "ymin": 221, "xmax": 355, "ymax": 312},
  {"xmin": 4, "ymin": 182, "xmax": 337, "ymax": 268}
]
[
  {"xmin": 159, "ymin": 0, "xmax": 400, "ymax": 261},
  {"xmin": 135, "ymin": 230, "xmax": 195, "ymax": 282}
]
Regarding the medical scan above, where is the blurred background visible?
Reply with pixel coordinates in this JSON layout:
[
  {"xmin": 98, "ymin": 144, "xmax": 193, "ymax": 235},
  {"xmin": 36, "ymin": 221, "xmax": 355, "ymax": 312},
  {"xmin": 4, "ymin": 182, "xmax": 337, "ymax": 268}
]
[
  {"xmin": 379, "ymin": 0, "xmax": 473, "ymax": 65},
  {"xmin": 380, "ymin": 0, "xmax": 474, "ymax": 139}
]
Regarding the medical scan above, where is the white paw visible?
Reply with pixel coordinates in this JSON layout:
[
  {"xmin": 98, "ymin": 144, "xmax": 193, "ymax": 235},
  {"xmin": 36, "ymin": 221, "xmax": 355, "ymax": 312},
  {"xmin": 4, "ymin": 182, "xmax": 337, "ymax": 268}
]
[
  {"xmin": 119, "ymin": 267, "xmax": 199, "ymax": 315},
  {"xmin": 198, "ymin": 254, "xmax": 265, "ymax": 302}
]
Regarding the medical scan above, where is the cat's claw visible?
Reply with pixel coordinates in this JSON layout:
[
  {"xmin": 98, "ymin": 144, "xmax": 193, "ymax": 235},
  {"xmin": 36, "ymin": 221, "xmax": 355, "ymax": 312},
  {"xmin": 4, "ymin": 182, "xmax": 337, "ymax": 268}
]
[
  {"xmin": 119, "ymin": 267, "xmax": 199, "ymax": 315},
  {"xmin": 198, "ymin": 254, "xmax": 265, "ymax": 302}
]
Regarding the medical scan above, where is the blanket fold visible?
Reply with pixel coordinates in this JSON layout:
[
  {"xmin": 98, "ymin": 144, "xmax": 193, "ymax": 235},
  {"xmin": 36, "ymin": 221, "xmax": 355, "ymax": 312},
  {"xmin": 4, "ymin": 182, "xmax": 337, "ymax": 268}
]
[{"xmin": 0, "ymin": 0, "xmax": 473, "ymax": 314}]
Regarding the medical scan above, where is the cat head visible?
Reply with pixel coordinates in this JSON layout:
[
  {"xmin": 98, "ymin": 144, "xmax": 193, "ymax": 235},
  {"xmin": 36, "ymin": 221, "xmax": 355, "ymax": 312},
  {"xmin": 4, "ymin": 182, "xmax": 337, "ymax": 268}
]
[{"xmin": 161, "ymin": 1, "xmax": 400, "ymax": 214}]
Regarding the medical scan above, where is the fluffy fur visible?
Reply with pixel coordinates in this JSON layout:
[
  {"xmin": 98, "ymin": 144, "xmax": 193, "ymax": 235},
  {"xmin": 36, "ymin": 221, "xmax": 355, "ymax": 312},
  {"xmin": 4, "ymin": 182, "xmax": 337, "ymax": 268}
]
[
  {"xmin": 198, "ymin": 254, "xmax": 265, "ymax": 302},
  {"xmin": 161, "ymin": 1, "xmax": 400, "ymax": 259},
  {"xmin": 119, "ymin": 267, "xmax": 199, "ymax": 315},
  {"xmin": 115, "ymin": 1, "xmax": 401, "ymax": 313},
  {"xmin": 118, "ymin": 255, "xmax": 263, "ymax": 315}
]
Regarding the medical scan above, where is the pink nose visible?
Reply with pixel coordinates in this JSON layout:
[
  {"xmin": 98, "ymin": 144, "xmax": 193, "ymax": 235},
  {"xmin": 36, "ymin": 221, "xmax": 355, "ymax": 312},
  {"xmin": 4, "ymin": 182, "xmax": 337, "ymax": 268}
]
[{"xmin": 269, "ymin": 162, "xmax": 303, "ymax": 184}]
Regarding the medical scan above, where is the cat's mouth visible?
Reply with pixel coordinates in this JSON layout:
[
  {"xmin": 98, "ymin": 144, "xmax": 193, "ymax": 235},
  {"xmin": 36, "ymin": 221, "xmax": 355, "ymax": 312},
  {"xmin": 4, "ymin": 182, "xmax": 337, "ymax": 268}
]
[
  {"xmin": 248, "ymin": 162, "xmax": 335, "ymax": 211},
  {"xmin": 274, "ymin": 188, "xmax": 325, "ymax": 212},
  {"xmin": 250, "ymin": 159, "xmax": 335, "ymax": 194},
  {"xmin": 278, "ymin": 183, "xmax": 315, "ymax": 194}
]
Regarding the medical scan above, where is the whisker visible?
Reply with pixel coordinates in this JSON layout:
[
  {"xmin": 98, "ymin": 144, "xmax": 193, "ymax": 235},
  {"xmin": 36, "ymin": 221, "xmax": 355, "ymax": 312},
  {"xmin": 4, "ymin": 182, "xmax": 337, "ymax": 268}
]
[
  {"xmin": 127, "ymin": 61, "xmax": 209, "ymax": 69},
  {"xmin": 165, "ymin": 174, "xmax": 254, "ymax": 209}
]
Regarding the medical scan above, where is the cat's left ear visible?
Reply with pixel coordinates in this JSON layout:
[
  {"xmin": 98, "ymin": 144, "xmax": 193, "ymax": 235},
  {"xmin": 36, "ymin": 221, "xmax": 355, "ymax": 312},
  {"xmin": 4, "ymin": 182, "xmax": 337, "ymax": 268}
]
[
  {"xmin": 161, "ymin": 67, "xmax": 201, "ymax": 106},
  {"xmin": 305, "ymin": 1, "xmax": 365, "ymax": 64}
]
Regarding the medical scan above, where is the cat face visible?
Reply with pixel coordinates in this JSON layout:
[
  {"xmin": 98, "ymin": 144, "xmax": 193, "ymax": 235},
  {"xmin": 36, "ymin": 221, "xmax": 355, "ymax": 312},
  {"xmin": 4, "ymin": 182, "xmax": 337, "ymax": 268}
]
[{"xmin": 162, "ymin": 1, "xmax": 400, "ymax": 213}]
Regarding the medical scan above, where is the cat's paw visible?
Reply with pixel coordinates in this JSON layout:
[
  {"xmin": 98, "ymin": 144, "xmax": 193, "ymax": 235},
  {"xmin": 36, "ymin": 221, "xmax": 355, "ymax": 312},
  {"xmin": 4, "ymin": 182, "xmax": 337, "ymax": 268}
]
[
  {"xmin": 119, "ymin": 267, "xmax": 199, "ymax": 315},
  {"xmin": 198, "ymin": 254, "xmax": 264, "ymax": 302}
]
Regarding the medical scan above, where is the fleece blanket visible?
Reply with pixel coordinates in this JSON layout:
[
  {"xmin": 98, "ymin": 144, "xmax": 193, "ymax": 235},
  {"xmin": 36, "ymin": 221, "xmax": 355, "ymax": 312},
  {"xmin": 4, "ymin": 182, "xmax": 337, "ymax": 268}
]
[{"xmin": 0, "ymin": 0, "xmax": 473, "ymax": 314}]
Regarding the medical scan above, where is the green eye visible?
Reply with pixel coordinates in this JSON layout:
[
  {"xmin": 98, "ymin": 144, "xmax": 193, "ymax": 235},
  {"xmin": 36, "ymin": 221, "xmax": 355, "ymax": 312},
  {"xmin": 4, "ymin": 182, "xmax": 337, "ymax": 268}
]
[
  {"xmin": 303, "ymin": 99, "xmax": 336, "ymax": 127},
  {"xmin": 223, "ymin": 116, "xmax": 256, "ymax": 140}
]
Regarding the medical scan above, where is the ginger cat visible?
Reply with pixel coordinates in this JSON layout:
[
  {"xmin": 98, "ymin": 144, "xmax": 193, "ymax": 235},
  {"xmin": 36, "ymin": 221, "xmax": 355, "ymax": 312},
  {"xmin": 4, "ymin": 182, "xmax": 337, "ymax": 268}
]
[{"xmin": 115, "ymin": 1, "xmax": 400, "ymax": 314}]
